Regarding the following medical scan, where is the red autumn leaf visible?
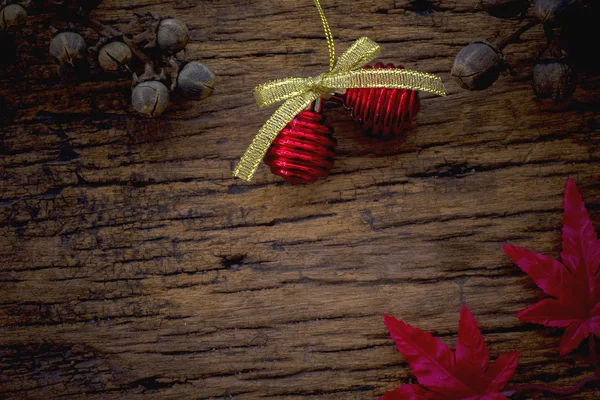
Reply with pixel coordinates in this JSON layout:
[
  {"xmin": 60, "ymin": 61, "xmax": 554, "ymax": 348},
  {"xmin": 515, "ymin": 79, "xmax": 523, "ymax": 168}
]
[
  {"xmin": 504, "ymin": 178, "xmax": 600, "ymax": 355},
  {"xmin": 380, "ymin": 306, "xmax": 519, "ymax": 399}
]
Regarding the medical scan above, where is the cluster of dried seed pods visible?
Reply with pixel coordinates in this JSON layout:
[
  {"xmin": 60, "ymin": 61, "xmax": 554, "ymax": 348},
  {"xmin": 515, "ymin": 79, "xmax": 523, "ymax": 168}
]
[
  {"xmin": 451, "ymin": 0, "xmax": 597, "ymax": 105},
  {"xmin": 120, "ymin": 13, "xmax": 215, "ymax": 117},
  {"xmin": 0, "ymin": 0, "xmax": 215, "ymax": 117}
]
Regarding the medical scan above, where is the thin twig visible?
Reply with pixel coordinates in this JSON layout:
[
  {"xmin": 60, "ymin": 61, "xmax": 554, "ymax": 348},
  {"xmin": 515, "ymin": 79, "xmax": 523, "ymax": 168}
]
[
  {"xmin": 87, "ymin": 17, "xmax": 153, "ymax": 66},
  {"xmin": 496, "ymin": 19, "xmax": 540, "ymax": 51},
  {"xmin": 122, "ymin": 36, "xmax": 154, "ymax": 67},
  {"xmin": 87, "ymin": 18, "xmax": 119, "ymax": 37}
]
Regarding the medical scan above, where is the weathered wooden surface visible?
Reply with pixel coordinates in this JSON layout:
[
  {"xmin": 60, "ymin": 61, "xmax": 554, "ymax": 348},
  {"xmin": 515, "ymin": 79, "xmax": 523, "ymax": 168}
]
[{"xmin": 1, "ymin": 0, "xmax": 599, "ymax": 398}]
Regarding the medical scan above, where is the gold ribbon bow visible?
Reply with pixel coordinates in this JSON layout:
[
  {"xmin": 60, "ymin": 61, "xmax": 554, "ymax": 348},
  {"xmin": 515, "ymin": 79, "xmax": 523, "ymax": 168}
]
[{"xmin": 233, "ymin": 0, "xmax": 447, "ymax": 182}]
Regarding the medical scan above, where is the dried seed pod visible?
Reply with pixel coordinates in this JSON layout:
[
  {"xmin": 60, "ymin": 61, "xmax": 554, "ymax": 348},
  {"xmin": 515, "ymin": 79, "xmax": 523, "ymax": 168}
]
[
  {"xmin": 0, "ymin": 4, "xmax": 27, "ymax": 30},
  {"xmin": 132, "ymin": 81, "xmax": 170, "ymax": 117},
  {"xmin": 532, "ymin": 61, "xmax": 576, "ymax": 104},
  {"xmin": 156, "ymin": 18, "xmax": 188, "ymax": 53},
  {"xmin": 535, "ymin": 0, "xmax": 577, "ymax": 23},
  {"xmin": 481, "ymin": 0, "xmax": 528, "ymax": 18},
  {"xmin": 50, "ymin": 32, "xmax": 87, "ymax": 66},
  {"xmin": 176, "ymin": 61, "xmax": 215, "ymax": 100},
  {"xmin": 451, "ymin": 40, "xmax": 503, "ymax": 90},
  {"xmin": 98, "ymin": 41, "xmax": 132, "ymax": 71}
]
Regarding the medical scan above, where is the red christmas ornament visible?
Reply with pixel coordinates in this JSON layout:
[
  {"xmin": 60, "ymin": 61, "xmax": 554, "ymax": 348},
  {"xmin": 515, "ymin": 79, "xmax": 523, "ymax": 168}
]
[
  {"xmin": 344, "ymin": 62, "xmax": 420, "ymax": 138},
  {"xmin": 263, "ymin": 101, "xmax": 337, "ymax": 184}
]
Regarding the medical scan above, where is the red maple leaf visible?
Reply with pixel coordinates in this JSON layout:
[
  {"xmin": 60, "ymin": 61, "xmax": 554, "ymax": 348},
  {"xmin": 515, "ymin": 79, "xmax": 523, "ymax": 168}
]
[
  {"xmin": 504, "ymin": 178, "xmax": 600, "ymax": 355},
  {"xmin": 380, "ymin": 306, "xmax": 519, "ymax": 400}
]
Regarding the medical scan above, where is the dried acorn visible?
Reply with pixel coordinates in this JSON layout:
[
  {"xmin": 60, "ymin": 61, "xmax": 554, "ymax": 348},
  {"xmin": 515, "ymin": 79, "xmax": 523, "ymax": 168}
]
[
  {"xmin": 50, "ymin": 31, "xmax": 87, "ymax": 66},
  {"xmin": 176, "ymin": 61, "xmax": 215, "ymax": 100},
  {"xmin": 532, "ymin": 60, "xmax": 576, "ymax": 104},
  {"xmin": 535, "ymin": 0, "xmax": 577, "ymax": 23},
  {"xmin": 156, "ymin": 18, "xmax": 188, "ymax": 53},
  {"xmin": 98, "ymin": 41, "xmax": 132, "ymax": 71},
  {"xmin": 0, "ymin": 4, "xmax": 27, "ymax": 30},
  {"xmin": 451, "ymin": 40, "xmax": 503, "ymax": 90},
  {"xmin": 481, "ymin": 0, "xmax": 528, "ymax": 18},
  {"xmin": 132, "ymin": 81, "xmax": 170, "ymax": 117}
]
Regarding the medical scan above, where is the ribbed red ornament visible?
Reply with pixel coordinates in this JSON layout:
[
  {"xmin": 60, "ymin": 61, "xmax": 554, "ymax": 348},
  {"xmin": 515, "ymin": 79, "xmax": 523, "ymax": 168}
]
[
  {"xmin": 263, "ymin": 108, "xmax": 336, "ymax": 184},
  {"xmin": 344, "ymin": 62, "xmax": 420, "ymax": 138}
]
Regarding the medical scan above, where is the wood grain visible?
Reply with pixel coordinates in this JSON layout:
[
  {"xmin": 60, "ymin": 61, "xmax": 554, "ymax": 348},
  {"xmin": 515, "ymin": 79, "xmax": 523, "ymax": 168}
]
[{"xmin": 1, "ymin": 0, "xmax": 600, "ymax": 398}]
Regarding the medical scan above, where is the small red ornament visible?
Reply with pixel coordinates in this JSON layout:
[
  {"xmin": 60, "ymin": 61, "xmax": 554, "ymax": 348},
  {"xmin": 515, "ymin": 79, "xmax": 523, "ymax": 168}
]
[
  {"xmin": 344, "ymin": 62, "xmax": 420, "ymax": 138},
  {"xmin": 263, "ymin": 101, "xmax": 336, "ymax": 184}
]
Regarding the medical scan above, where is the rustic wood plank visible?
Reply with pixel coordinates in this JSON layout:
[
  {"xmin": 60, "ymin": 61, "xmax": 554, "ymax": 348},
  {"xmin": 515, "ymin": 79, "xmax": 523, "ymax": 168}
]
[{"xmin": 1, "ymin": 0, "xmax": 600, "ymax": 398}]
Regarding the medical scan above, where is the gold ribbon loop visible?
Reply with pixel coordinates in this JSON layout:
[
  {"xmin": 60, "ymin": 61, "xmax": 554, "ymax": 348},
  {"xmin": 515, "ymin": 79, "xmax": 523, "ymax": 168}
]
[
  {"xmin": 331, "ymin": 37, "xmax": 380, "ymax": 73},
  {"xmin": 233, "ymin": 1, "xmax": 447, "ymax": 182},
  {"xmin": 322, "ymin": 68, "xmax": 446, "ymax": 95},
  {"xmin": 234, "ymin": 90, "xmax": 321, "ymax": 182},
  {"xmin": 254, "ymin": 37, "xmax": 382, "ymax": 108},
  {"xmin": 254, "ymin": 77, "xmax": 312, "ymax": 107}
]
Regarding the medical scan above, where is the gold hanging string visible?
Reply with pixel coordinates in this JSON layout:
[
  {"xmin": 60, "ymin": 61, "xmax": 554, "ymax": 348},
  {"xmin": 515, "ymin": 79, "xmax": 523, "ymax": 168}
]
[
  {"xmin": 233, "ymin": 0, "xmax": 446, "ymax": 182},
  {"xmin": 313, "ymin": 0, "xmax": 336, "ymax": 71}
]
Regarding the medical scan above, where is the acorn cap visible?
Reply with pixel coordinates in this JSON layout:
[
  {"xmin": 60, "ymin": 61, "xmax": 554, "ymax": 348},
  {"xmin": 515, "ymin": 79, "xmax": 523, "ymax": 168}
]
[
  {"xmin": 532, "ymin": 60, "xmax": 576, "ymax": 104},
  {"xmin": 132, "ymin": 63, "xmax": 167, "ymax": 86},
  {"xmin": 451, "ymin": 40, "xmax": 504, "ymax": 90}
]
